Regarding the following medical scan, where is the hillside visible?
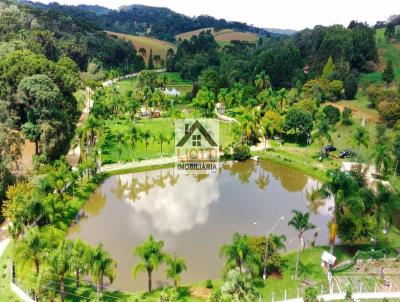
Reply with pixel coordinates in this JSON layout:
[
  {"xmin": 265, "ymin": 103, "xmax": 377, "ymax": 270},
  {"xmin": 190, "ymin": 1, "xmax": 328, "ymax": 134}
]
[
  {"xmin": 359, "ymin": 26, "xmax": 400, "ymax": 87},
  {"xmin": 106, "ymin": 31, "xmax": 176, "ymax": 59},
  {"xmin": 176, "ymin": 28, "xmax": 259, "ymax": 44},
  {"xmin": 19, "ymin": 2, "xmax": 269, "ymax": 42}
]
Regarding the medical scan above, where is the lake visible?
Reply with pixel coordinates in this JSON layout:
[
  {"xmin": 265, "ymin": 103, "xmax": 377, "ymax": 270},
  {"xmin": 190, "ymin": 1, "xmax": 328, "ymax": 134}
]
[{"xmin": 68, "ymin": 160, "xmax": 333, "ymax": 292}]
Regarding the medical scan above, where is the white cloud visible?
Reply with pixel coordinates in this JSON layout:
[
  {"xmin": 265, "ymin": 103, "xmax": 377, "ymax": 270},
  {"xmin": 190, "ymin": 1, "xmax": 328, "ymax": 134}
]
[{"xmin": 37, "ymin": 0, "xmax": 399, "ymax": 30}]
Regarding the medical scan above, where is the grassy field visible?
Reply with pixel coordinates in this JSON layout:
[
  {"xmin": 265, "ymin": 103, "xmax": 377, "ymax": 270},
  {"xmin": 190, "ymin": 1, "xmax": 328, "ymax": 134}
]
[
  {"xmin": 175, "ymin": 27, "xmax": 258, "ymax": 46},
  {"xmin": 106, "ymin": 31, "xmax": 177, "ymax": 59},
  {"xmin": 359, "ymin": 27, "xmax": 400, "ymax": 87},
  {"xmin": 100, "ymin": 118, "xmax": 236, "ymax": 164},
  {"xmin": 117, "ymin": 72, "xmax": 193, "ymax": 95}
]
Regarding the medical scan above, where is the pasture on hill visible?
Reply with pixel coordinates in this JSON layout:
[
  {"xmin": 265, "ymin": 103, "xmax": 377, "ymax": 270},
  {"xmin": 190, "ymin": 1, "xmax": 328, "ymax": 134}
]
[
  {"xmin": 106, "ymin": 31, "xmax": 176, "ymax": 59},
  {"xmin": 175, "ymin": 27, "xmax": 258, "ymax": 45}
]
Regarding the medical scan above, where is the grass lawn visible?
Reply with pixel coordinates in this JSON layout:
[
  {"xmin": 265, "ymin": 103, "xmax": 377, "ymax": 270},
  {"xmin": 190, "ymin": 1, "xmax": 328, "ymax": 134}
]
[
  {"xmin": 100, "ymin": 118, "xmax": 236, "ymax": 164},
  {"xmin": 117, "ymin": 72, "xmax": 193, "ymax": 96}
]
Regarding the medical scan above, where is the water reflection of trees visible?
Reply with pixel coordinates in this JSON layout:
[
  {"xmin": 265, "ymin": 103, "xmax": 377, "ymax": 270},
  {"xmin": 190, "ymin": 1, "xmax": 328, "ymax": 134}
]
[{"xmin": 85, "ymin": 189, "xmax": 106, "ymax": 217}]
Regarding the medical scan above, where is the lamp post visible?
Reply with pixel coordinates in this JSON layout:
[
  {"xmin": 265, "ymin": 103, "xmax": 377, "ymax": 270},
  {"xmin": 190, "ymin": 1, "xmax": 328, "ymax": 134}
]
[{"xmin": 254, "ymin": 216, "xmax": 285, "ymax": 280}]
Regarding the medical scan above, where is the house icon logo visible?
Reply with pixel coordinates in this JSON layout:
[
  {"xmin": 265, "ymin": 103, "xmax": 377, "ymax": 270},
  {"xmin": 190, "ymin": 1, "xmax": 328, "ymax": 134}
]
[
  {"xmin": 175, "ymin": 119, "xmax": 219, "ymax": 175},
  {"xmin": 176, "ymin": 120, "xmax": 218, "ymax": 147}
]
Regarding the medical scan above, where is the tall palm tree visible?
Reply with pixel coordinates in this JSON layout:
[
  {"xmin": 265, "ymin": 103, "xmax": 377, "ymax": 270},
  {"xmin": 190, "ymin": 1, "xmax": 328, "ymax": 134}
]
[
  {"xmin": 90, "ymin": 244, "xmax": 116, "ymax": 294},
  {"xmin": 14, "ymin": 226, "xmax": 60, "ymax": 275},
  {"xmin": 48, "ymin": 240, "xmax": 73, "ymax": 302},
  {"xmin": 288, "ymin": 210, "xmax": 316, "ymax": 279},
  {"xmin": 314, "ymin": 113, "xmax": 331, "ymax": 160},
  {"xmin": 128, "ymin": 125, "xmax": 141, "ymax": 162},
  {"xmin": 154, "ymin": 131, "xmax": 169, "ymax": 158},
  {"xmin": 351, "ymin": 127, "xmax": 369, "ymax": 159},
  {"xmin": 132, "ymin": 235, "xmax": 167, "ymax": 292},
  {"xmin": 374, "ymin": 143, "xmax": 391, "ymax": 174},
  {"xmin": 166, "ymin": 254, "xmax": 187, "ymax": 288},
  {"xmin": 141, "ymin": 129, "xmax": 152, "ymax": 160},
  {"xmin": 220, "ymin": 233, "xmax": 259, "ymax": 275},
  {"xmin": 70, "ymin": 239, "xmax": 91, "ymax": 287}
]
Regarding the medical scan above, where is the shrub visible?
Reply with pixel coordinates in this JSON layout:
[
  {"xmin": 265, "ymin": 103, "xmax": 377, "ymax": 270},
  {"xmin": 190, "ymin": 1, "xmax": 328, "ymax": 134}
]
[
  {"xmin": 344, "ymin": 74, "xmax": 358, "ymax": 99},
  {"xmin": 232, "ymin": 144, "xmax": 251, "ymax": 161},
  {"xmin": 323, "ymin": 105, "xmax": 341, "ymax": 124},
  {"xmin": 378, "ymin": 100, "xmax": 400, "ymax": 127},
  {"xmin": 328, "ymin": 80, "xmax": 343, "ymax": 101},
  {"xmin": 304, "ymin": 285, "xmax": 319, "ymax": 302},
  {"xmin": 341, "ymin": 107, "xmax": 353, "ymax": 125},
  {"xmin": 206, "ymin": 279, "xmax": 213, "ymax": 289}
]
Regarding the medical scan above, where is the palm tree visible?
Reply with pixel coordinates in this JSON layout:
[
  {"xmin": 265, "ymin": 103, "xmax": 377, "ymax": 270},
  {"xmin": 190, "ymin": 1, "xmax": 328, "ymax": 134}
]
[
  {"xmin": 48, "ymin": 240, "xmax": 73, "ymax": 302},
  {"xmin": 288, "ymin": 210, "xmax": 316, "ymax": 279},
  {"xmin": 90, "ymin": 244, "xmax": 116, "ymax": 294},
  {"xmin": 261, "ymin": 116, "xmax": 274, "ymax": 149},
  {"xmin": 166, "ymin": 254, "xmax": 187, "ymax": 288},
  {"xmin": 139, "ymin": 47, "xmax": 147, "ymax": 58},
  {"xmin": 70, "ymin": 239, "xmax": 91, "ymax": 287},
  {"xmin": 114, "ymin": 130, "xmax": 125, "ymax": 162},
  {"xmin": 374, "ymin": 143, "xmax": 391, "ymax": 174},
  {"xmin": 132, "ymin": 235, "xmax": 167, "ymax": 292},
  {"xmin": 14, "ymin": 226, "xmax": 60, "ymax": 275},
  {"xmin": 141, "ymin": 129, "xmax": 152, "ymax": 160},
  {"xmin": 128, "ymin": 125, "xmax": 141, "ymax": 162},
  {"xmin": 314, "ymin": 113, "xmax": 331, "ymax": 160},
  {"xmin": 154, "ymin": 131, "xmax": 169, "ymax": 158},
  {"xmin": 241, "ymin": 110, "xmax": 260, "ymax": 144},
  {"xmin": 220, "ymin": 233, "xmax": 259, "ymax": 275},
  {"xmin": 351, "ymin": 127, "xmax": 369, "ymax": 159},
  {"xmin": 254, "ymin": 71, "xmax": 270, "ymax": 92}
]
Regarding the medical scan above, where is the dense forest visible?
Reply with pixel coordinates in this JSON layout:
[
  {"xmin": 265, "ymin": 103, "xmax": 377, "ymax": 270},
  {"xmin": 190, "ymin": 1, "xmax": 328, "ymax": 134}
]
[{"xmin": 19, "ymin": 1, "xmax": 270, "ymax": 41}]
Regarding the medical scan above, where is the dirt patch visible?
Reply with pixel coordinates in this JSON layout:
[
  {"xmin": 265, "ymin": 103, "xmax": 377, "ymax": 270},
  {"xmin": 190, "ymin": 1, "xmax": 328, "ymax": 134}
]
[
  {"xmin": 190, "ymin": 287, "xmax": 211, "ymax": 299},
  {"xmin": 326, "ymin": 102, "xmax": 380, "ymax": 123},
  {"xmin": 17, "ymin": 140, "xmax": 35, "ymax": 171}
]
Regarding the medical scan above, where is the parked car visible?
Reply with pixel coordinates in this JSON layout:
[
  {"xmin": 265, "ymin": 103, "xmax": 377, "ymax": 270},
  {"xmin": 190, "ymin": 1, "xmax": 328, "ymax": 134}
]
[
  {"xmin": 324, "ymin": 145, "xmax": 337, "ymax": 153},
  {"xmin": 339, "ymin": 150, "xmax": 354, "ymax": 158}
]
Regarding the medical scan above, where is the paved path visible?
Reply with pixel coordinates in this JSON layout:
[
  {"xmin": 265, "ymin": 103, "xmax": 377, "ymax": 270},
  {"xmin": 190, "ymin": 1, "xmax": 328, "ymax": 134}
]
[
  {"xmin": 101, "ymin": 156, "xmax": 176, "ymax": 173},
  {"xmin": 280, "ymin": 291, "xmax": 400, "ymax": 302},
  {"xmin": 0, "ymin": 222, "xmax": 10, "ymax": 258}
]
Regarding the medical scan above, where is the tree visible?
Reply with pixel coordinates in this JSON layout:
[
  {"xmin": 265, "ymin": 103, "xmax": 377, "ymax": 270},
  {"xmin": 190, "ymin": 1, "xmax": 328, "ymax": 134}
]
[
  {"xmin": 48, "ymin": 240, "xmax": 73, "ymax": 302},
  {"xmin": 394, "ymin": 128, "xmax": 400, "ymax": 175},
  {"xmin": 139, "ymin": 48, "xmax": 147, "ymax": 58},
  {"xmin": 192, "ymin": 88, "xmax": 216, "ymax": 117},
  {"xmin": 141, "ymin": 129, "xmax": 152, "ymax": 160},
  {"xmin": 344, "ymin": 74, "xmax": 358, "ymax": 99},
  {"xmin": 70, "ymin": 239, "xmax": 91, "ymax": 287},
  {"xmin": 128, "ymin": 125, "xmax": 140, "ymax": 162},
  {"xmin": 90, "ymin": 244, "xmax": 116, "ymax": 294},
  {"xmin": 352, "ymin": 126, "xmax": 369, "ymax": 150},
  {"xmin": 288, "ymin": 210, "xmax": 316, "ymax": 279},
  {"xmin": 322, "ymin": 56, "xmax": 335, "ymax": 79},
  {"xmin": 341, "ymin": 107, "xmax": 353, "ymax": 125},
  {"xmin": 323, "ymin": 105, "xmax": 341, "ymax": 125},
  {"xmin": 220, "ymin": 233, "xmax": 260, "ymax": 275},
  {"xmin": 14, "ymin": 226, "xmax": 60, "ymax": 275},
  {"xmin": 314, "ymin": 112, "xmax": 332, "ymax": 160},
  {"xmin": 154, "ymin": 131, "xmax": 169, "ymax": 158},
  {"xmin": 254, "ymin": 71, "xmax": 271, "ymax": 92},
  {"xmin": 382, "ymin": 60, "xmax": 395, "ymax": 84},
  {"xmin": 148, "ymin": 49, "xmax": 154, "ymax": 69},
  {"xmin": 220, "ymin": 269, "xmax": 259, "ymax": 301},
  {"xmin": 166, "ymin": 254, "xmax": 187, "ymax": 288},
  {"xmin": 133, "ymin": 235, "xmax": 167, "ymax": 292},
  {"xmin": 384, "ymin": 23, "xmax": 396, "ymax": 41},
  {"xmin": 283, "ymin": 107, "xmax": 313, "ymax": 143},
  {"xmin": 328, "ymin": 80, "xmax": 343, "ymax": 101}
]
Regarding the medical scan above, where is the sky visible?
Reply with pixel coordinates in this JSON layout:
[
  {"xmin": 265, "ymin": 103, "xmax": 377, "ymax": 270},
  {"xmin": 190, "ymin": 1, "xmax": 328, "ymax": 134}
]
[{"xmin": 37, "ymin": 0, "xmax": 399, "ymax": 30}]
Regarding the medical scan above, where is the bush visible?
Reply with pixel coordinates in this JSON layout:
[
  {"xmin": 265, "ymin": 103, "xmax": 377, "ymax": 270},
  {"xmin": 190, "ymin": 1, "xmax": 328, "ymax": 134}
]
[
  {"xmin": 232, "ymin": 144, "xmax": 251, "ymax": 161},
  {"xmin": 206, "ymin": 279, "xmax": 213, "ymax": 289},
  {"xmin": 344, "ymin": 74, "xmax": 358, "ymax": 99},
  {"xmin": 328, "ymin": 80, "xmax": 343, "ymax": 101},
  {"xmin": 323, "ymin": 105, "xmax": 341, "ymax": 124},
  {"xmin": 304, "ymin": 285, "xmax": 319, "ymax": 302},
  {"xmin": 341, "ymin": 107, "xmax": 353, "ymax": 125},
  {"xmin": 378, "ymin": 100, "xmax": 400, "ymax": 127}
]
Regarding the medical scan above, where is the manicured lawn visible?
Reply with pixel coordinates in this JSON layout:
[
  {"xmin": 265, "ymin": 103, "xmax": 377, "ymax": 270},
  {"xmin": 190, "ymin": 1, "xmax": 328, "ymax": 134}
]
[
  {"xmin": 0, "ymin": 243, "xmax": 20, "ymax": 302},
  {"xmin": 117, "ymin": 72, "xmax": 193, "ymax": 95},
  {"xmin": 100, "ymin": 118, "xmax": 236, "ymax": 164}
]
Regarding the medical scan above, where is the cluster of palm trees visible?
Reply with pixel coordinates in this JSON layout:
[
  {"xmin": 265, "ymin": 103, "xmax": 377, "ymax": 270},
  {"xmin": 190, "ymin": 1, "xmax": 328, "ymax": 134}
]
[
  {"xmin": 219, "ymin": 210, "xmax": 316, "ymax": 281},
  {"xmin": 14, "ymin": 227, "xmax": 116, "ymax": 302},
  {"xmin": 132, "ymin": 235, "xmax": 187, "ymax": 292}
]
